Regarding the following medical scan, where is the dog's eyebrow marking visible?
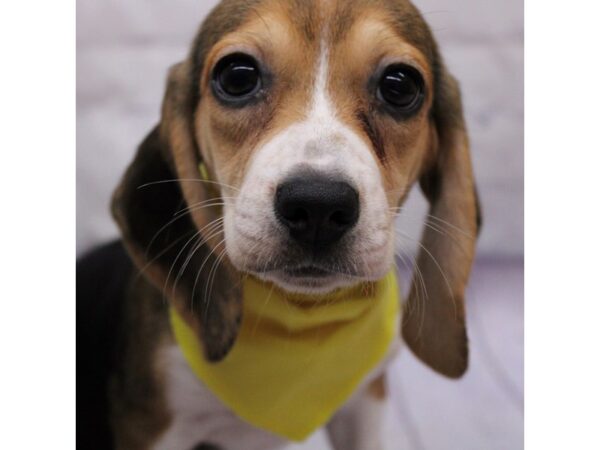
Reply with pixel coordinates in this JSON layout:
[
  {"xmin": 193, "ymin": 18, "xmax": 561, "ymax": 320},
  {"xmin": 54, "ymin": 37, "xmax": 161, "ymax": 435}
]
[{"xmin": 287, "ymin": 0, "xmax": 319, "ymax": 42}]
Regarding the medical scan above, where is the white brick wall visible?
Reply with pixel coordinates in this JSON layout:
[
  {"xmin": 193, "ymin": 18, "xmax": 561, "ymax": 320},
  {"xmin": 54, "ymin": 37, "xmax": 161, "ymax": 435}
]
[{"xmin": 77, "ymin": 0, "xmax": 524, "ymax": 259}]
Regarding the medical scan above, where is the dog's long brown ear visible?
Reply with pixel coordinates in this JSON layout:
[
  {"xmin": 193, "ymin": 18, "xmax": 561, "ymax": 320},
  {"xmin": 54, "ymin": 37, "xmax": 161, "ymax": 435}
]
[
  {"xmin": 112, "ymin": 62, "xmax": 242, "ymax": 362},
  {"xmin": 402, "ymin": 63, "xmax": 481, "ymax": 378}
]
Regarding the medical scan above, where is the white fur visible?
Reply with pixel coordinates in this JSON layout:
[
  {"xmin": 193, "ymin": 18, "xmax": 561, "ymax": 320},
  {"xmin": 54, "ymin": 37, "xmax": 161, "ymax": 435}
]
[
  {"xmin": 224, "ymin": 43, "xmax": 395, "ymax": 294},
  {"xmin": 327, "ymin": 388, "xmax": 389, "ymax": 450}
]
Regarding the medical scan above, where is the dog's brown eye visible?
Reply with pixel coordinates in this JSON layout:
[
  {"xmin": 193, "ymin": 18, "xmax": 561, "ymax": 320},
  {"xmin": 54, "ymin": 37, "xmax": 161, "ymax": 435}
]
[
  {"xmin": 378, "ymin": 64, "xmax": 424, "ymax": 113},
  {"xmin": 213, "ymin": 54, "xmax": 261, "ymax": 101}
]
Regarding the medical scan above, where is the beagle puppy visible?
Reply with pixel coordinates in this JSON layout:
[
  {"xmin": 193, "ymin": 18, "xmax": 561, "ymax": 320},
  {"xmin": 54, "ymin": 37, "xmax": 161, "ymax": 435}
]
[{"xmin": 76, "ymin": 0, "xmax": 480, "ymax": 449}]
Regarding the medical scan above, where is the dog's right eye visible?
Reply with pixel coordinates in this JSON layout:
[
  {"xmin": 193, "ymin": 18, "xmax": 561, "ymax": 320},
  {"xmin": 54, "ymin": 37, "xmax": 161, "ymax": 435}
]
[{"xmin": 212, "ymin": 54, "xmax": 262, "ymax": 103}]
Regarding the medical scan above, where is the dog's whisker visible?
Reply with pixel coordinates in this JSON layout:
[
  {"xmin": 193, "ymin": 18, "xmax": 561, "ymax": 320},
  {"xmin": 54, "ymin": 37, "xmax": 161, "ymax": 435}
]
[
  {"xmin": 189, "ymin": 237, "xmax": 227, "ymax": 315},
  {"xmin": 146, "ymin": 204, "xmax": 226, "ymax": 258},
  {"xmin": 145, "ymin": 209, "xmax": 197, "ymax": 260},
  {"xmin": 138, "ymin": 178, "xmax": 240, "ymax": 192},
  {"xmin": 203, "ymin": 244, "xmax": 229, "ymax": 318},
  {"xmin": 395, "ymin": 242, "xmax": 428, "ymax": 336},
  {"xmin": 162, "ymin": 225, "xmax": 215, "ymax": 292},
  {"xmin": 134, "ymin": 230, "xmax": 195, "ymax": 284},
  {"xmin": 395, "ymin": 229, "xmax": 457, "ymax": 321},
  {"xmin": 394, "ymin": 215, "xmax": 472, "ymax": 258},
  {"xmin": 426, "ymin": 213, "xmax": 475, "ymax": 239},
  {"xmin": 192, "ymin": 239, "xmax": 226, "ymax": 315},
  {"xmin": 391, "ymin": 208, "xmax": 473, "ymax": 254},
  {"xmin": 179, "ymin": 203, "xmax": 229, "ymax": 221},
  {"xmin": 145, "ymin": 201, "xmax": 225, "ymax": 259},
  {"xmin": 395, "ymin": 214, "xmax": 461, "ymax": 245},
  {"xmin": 179, "ymin": 222, "xmax": 225, "ymax": 280},
  {"xmin": 206, "ymin": 242, "xmax": 229, "ymax": 298},
  {"xmin": 175, "ymin": 197, "xmax": 236, "ymax": 216},
  {"xmin": 176, "ymin": 224, "xmax": 224, "ymax": 285},
  {"xmin": 163, "ymin": 231, "xmax": 203, "ymax": 302},
  {"xmin": 392, "ymin": 207, "xmax": 475, "ymax": 239},
  {"xmin": 169, "ymin": 220, "xmax": 225, "ymax": 302}
]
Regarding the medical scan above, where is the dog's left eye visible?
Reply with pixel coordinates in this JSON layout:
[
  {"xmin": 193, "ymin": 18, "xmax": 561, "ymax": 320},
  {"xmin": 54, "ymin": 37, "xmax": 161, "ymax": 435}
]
[
  {"xmin": 377, "ymin": 64, "xmax": 425, "ymax": 114},
  {"xmin": 213, "ymin": 54, "xmax": 261, "ymax": 101}
]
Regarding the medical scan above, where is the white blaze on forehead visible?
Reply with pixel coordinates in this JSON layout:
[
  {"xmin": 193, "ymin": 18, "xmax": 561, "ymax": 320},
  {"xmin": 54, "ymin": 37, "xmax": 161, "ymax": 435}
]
[
  {"xmin": 300, "ymin": 41, "xmax": 383, "ymax": 177},
  {"xmin": 310, "ymin": 42, "xmax": 335, "ymax": 123}
]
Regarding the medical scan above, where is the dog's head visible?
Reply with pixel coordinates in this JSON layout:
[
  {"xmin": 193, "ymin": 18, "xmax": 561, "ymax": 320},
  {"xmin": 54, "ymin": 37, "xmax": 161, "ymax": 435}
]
[{"xmin": 113, "ymin": 0, "xmax": 480, "ymax": 377}]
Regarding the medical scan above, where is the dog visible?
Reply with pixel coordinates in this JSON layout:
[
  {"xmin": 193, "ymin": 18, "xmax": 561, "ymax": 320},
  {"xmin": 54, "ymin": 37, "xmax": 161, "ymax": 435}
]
[{"xmin": 76, "ymin": 1, "xmax": 480, "ymax": 449}]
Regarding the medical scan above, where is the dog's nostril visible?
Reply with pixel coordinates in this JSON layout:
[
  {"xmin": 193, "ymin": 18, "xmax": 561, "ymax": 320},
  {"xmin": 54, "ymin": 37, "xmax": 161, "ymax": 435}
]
[
  {"xmin": 274, "ymin": 172, "xmax": 360, "ymax": 248},
  {"xmin": 281, "ymin": 206, "xmax": 310, "ymax": 229},
  {"xmin": 330, "ymin": 210, "xmax": 354, "ymax": 227}
]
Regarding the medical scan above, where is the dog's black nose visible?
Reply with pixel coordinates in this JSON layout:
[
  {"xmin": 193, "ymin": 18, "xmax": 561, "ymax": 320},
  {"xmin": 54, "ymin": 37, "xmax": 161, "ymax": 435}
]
[{"xmin": 275, "ymin": 173, "xmax": 360, "ymax": 248}]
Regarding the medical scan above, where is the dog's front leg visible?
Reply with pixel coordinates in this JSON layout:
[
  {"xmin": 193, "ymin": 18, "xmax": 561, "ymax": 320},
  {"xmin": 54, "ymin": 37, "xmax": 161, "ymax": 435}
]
[{"xmin": 325, "ymin": 375, "xmax": 387, "ymax": 450}]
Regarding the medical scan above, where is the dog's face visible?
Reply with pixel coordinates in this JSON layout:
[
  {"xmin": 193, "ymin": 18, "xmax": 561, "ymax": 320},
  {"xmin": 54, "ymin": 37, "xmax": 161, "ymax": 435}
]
[
  {"xmin": 196, "ymin": 2, "xmax": 435, "ymax": 294},
  {"xmin": 113, "ymin": 0, "xmax": 480, "ymax": 377}
]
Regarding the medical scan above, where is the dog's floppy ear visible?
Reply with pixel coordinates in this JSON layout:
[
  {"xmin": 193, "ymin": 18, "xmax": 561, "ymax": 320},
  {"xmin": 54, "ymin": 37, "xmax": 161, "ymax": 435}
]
[
  {"xmin": 402, "ymin": 62, "xmax": 481, "ymax": 378},
  {"xmin": 112, "ymin": 62, "xmax": 242, "ymax": 362}
]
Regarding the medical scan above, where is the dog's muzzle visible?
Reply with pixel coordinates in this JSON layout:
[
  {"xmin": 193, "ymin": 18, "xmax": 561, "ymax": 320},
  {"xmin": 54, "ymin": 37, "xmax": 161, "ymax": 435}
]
[{"xmin": 274, "ymin": 171, "xmax": 360, "ymax": 250}]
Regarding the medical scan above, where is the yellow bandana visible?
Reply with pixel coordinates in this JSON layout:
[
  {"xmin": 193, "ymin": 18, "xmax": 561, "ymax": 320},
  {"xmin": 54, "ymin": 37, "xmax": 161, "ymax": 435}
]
[{"xmin": 170, "ymin": 272, "xmax": 400, "ymax": 441}]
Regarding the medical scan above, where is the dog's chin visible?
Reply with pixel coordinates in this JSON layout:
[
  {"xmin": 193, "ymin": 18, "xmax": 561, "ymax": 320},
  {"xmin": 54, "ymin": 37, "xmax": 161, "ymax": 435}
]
[{"xmin": 254, "ymin": 269, "xmax": 360, "ymax": 295}]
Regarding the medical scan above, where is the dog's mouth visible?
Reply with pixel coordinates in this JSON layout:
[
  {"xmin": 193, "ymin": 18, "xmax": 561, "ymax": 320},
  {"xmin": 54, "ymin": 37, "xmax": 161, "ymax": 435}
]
[
  {"xmin": 252, "ymin": 263, "xmax": 362, "ymax": 295},
  {"xmin": 283, "ymin": 265, "xmax": 332, "ymax": 278}
]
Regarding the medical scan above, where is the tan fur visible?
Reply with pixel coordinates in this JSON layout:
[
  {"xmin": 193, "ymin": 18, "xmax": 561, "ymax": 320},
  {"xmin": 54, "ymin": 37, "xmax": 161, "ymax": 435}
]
[{"xmin": 368, "ymin": 374, "xmax": 387, "ymax": 401}]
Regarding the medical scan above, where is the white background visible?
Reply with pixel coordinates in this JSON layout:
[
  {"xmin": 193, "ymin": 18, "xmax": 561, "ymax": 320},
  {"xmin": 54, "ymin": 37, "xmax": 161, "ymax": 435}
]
[{"xmin": 2, "ymin": 0, "xmax": 600, "ymax": 449}]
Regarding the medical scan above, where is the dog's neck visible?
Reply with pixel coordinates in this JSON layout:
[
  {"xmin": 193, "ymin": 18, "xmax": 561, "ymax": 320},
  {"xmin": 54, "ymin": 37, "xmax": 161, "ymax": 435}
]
[{"xmin": 170, "ymin": 270, "xmax": 400, "ymax": 441}]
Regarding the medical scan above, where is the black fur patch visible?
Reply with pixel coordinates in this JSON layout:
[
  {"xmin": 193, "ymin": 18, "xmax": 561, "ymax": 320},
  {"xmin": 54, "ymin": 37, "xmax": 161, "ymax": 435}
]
[{"xmin": 77, "ymin": 241, "xmax": 133, "ymax": 450}]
